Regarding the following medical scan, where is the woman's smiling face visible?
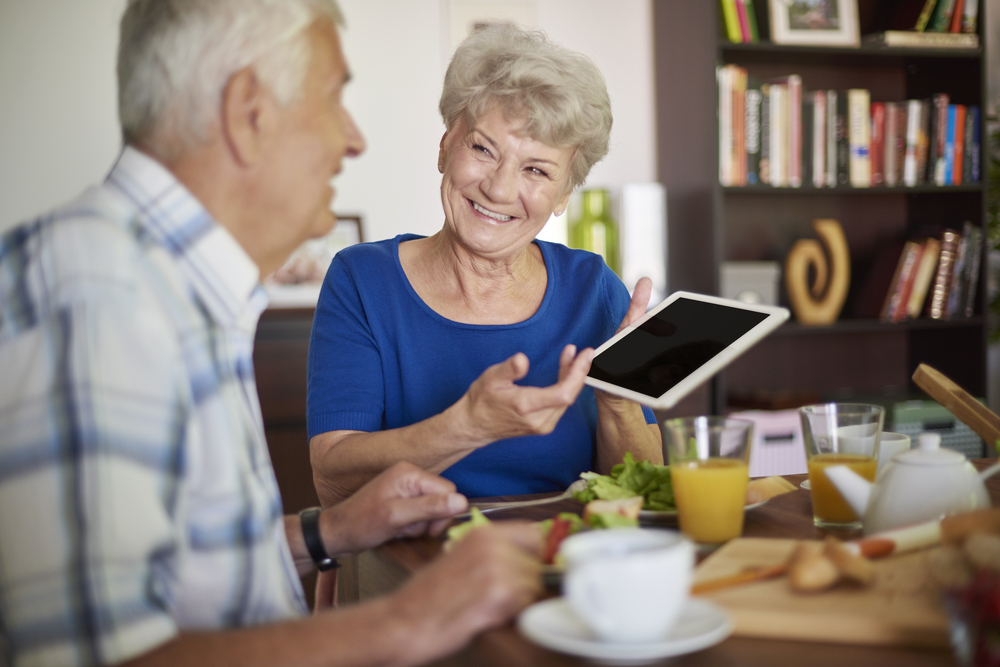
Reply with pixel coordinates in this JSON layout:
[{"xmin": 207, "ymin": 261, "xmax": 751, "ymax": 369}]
[{"xmin": 438, "ymin": 107, "xmax": 574, "ymax": 261}]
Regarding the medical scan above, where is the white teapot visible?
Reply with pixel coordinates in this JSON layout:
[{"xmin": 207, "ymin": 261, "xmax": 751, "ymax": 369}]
[{"xmin": 824, "ymin": 432, "xmax": 1000, "ymax": 535}]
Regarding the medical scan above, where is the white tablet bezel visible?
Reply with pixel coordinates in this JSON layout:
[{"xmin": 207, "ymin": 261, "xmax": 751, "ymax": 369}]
[{"xmin": 584, "ymin": 291, "xmax": 790, "ymax": 410}]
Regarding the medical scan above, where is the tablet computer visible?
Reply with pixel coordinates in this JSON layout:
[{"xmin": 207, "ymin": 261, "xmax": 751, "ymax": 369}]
[{"xmin": 585, "ymin": 291, "xmax": 789, "ymax": 410}]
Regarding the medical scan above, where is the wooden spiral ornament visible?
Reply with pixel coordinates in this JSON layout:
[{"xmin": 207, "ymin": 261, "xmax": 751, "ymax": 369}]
[{"xmin": 784, "ymin": 219, "xmax": 850, "ymax": 325}]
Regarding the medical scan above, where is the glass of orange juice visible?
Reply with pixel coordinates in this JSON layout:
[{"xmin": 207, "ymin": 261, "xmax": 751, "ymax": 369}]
[
  {"xmin": 660, "ymin": 416, "xmax": 753, "ymax": 545},
  {"xmin": 799, "ymin": 403, "xmax": 884, "ymax": 529}
]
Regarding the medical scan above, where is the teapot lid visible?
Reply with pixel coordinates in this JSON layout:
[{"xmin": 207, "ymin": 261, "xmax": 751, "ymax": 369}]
[{"xmin": 893, "ymin": 432, "xmax": 964, "ymax": 466}]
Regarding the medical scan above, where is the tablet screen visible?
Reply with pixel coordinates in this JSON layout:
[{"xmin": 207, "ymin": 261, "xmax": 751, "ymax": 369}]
[{"xmin": 588, "ymin": 296, "xmax": 769, "ymax": 399}]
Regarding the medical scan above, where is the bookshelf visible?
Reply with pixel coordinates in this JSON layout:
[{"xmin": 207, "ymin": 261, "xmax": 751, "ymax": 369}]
[{"xmin": 652, "ymin": 0, "xmax": 987, "ymax": 415}]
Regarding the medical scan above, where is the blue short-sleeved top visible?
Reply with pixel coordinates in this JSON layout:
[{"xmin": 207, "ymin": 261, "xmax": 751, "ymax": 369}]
[{"xmin": 306, "ymin": 234, "xmax": 655, "ymax": 497}]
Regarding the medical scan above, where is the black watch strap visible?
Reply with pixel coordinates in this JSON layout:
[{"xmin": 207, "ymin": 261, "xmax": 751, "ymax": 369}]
[{"xmin": 299, "ymin": 507, "xmax": 339, "ymax": 571}]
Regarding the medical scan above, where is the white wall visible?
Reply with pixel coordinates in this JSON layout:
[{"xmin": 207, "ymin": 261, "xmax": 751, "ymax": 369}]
[{"xmin": 0, "ymin": 0, "xmax": 656, "ymax": 243}]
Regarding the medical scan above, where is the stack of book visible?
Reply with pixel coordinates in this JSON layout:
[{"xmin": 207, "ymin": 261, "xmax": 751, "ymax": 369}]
[
  {"xmin": 864, "ymin": 0, "xmax": 980, "ymax": 49},
  {"xmin": 863, "ymin": 222, "xmax": 982, "ymax": 324},
  {"xmin": 719, "ymin": 0, "xmax": 759, "ymax": 44},
  {"xmin": 718, "ymin": 65, "xmax": 982, "ymax": 189}
]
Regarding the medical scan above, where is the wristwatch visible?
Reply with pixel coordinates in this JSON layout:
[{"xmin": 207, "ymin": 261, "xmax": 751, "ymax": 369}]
[{"xmin": 299, "ymin": 507, "xmax": 340, "ymax": 571}]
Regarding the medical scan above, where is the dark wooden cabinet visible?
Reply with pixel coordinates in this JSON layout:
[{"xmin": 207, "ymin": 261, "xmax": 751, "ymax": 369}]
[{"xmin": 652, "ymin": 0, "xmax": 988, "ymax": 414}]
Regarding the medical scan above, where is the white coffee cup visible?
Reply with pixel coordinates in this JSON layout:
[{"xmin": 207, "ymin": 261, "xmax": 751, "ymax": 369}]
[
  {"xmin": 877, "ymin": 431, "xmax": 911, "ymax": 473},
  {"xmin": 561, "ymin": 528, "xmax": 694, "ymax": 643},
  {"xmin": 835, "ymin": 422, "xmax": 880, "ymax": 456}
]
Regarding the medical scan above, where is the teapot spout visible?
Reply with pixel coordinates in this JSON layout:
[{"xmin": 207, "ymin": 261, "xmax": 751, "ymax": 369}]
[{"xmin": 823, "ymin": 465, "xmax": 872, "ymax": 519}]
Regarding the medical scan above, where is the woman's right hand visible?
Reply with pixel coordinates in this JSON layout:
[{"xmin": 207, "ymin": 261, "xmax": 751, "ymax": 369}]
[{"xmin": 456, "ymin": 344, "xmax": 594, "ymax": 445}]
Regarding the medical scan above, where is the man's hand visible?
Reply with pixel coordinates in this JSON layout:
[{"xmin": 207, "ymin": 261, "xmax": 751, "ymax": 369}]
[
  {"xmin": 455, "ymin": 344, "xmax": 594, "ymax": 446},
  {"xmin": 318, "ymin": 462, "xmax": 468, "ymax": 558},
  {"xmin": 386, "ymin": 521, "xmax": 544, "ymax": 665}
]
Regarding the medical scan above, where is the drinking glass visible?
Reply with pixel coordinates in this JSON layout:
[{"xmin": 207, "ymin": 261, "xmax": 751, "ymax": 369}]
[
  {"xmin": 799, "ymin": 403, "xmax": 884, "ymax": 528},
  {"xmin": 661, "ymin": 416, "xmax": 753, "ymax": 544}
]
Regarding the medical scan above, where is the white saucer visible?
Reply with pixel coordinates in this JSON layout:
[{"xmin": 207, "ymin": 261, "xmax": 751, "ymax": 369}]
[
  {"xmin": 517, "ymin": 597, "xmax": 732, "ymax": 665},
  {"xmin": 638, "ymin": 499, "xmax": 768, "ymax": 526},
  {"xmin": 801, "ymin": 479, "xmax": 811, "ymax": 491}
]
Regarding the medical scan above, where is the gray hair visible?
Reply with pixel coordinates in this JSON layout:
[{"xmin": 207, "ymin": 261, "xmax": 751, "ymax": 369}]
[
  {"xmin": 118, "ymin": 0, "xmax": 344, "ymax": 160},
  {"xmin": 439, "ymin": 23, "xmax": 612, "ymax": 191}
]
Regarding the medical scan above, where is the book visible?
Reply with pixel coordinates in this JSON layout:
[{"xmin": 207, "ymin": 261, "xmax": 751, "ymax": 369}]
[
  {"xmin": 743, "ymin": 0, "xmax": 760, "ymax": 41},
  {"xmin": 733, "ymin": 66, "xmax": 748, "ymax": 185},
  {"xmin": 720, "ymin": 0, "xmax": 742, "ymax": 42},
  {"xmin": 884, "ymin": 102, "xmax": 899, "ymax": 186},
  {"xmin": 907, "ymin": 237, "xmax": 941, "ymax": 319},
  {"xmin": 802, "ymin": 95, "xmax": 813, "ymax": 188},
  {"xmin": 946, "ymin": 224, "xmax": 971, "ymax": 318},
  {"xmin": 925, "ymin": 228, "xmax": 962, "ymax": 319},
  {"xmin": 932, "ymin": 93, "xmax": 950, "ymax": 185},
  {"xmin": 735, "ymin": 0, "xmax": 752, "ymax": 42},
  {"xmin": 928, "ymin": 0, "xmax": 958, "ymax": 32},
  {"xmin": 770, "ymin": 82, "xmax": 788, "ymax": 187},
  {"xmin": 963, "ymin": 224, "xmax": 982, "ymax": 317},
  {"xmin": 861, "ymin": 30, "xmax": 979, "ymax": 48},
  {"xmin": 948, "ymin": 0, "xmax": 965, "ymax": 32},
  {"xmin": 870, "ymin": 102, "xmax": 885, "ymax": 186},
  {"xmin": 812, "ymin": 90, "xmax": 827, "ymax": 188},
  {"xmin": 881, "ymin": 240, "xmax": 924, "ymax": 322},
  {"xmin": 962, "ymin": 0, "xmax": 979, "ymax": 33},
  {"xmin": 745, "ymin": 81, "xmax": 763, "ymax": 185},
  {"xmin": 916, "ymin": 98, "xmax": 932, "ymax": 184},
  {"xmin": 848, "ymin": 89, "xmax": 871, "ymax": 188},
  {"xmin": 968, "ymin": 105, "xmax": 981, "ymax": 182},
  {"xmin": 952, "ymin": 104, "xmax": 966, "ymax": 185},
  {"xmin": 759, "ymin": 82, "xmax": 771, "ymax": 185},
  {"xmin": 773, "ymin": 75, "xmax": 802, "ymax": 188},
  {"xmin": 894, "ymin": 102, "xmax": 908, "ymax": 186},
  {"xmin": 915, "ymin": 0, "xmax": 940, "ymax": 30},
  {"xmin": 854, "ymin": 239, "xmax": 906, "ymax": 318},
  {"xmin": 718, "ymin": 66, "xmax": 734, "ymax": 185},
  {"xmin": 903, "ymin": 99, "xmax": 922, "ymax": 187},
  {"xmin": 836, "ymin": 91, "xmax": 850, "ymax": 187},
  {"xmin": 826, "ymin": 90, "xmax": 838, "ymax": 188},
  {"xmin": 892, "ymin": 241, "xmax": 926, "ymax": 323},
  {"xmin": 943, "ymin": 104, "xmax": 957, "ymax": 185}
]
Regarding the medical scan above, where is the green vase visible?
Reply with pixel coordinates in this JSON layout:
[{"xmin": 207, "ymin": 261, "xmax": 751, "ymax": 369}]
[{"xmin": 569, "ymin": 189, "xmax": 620, "ymax": 276}]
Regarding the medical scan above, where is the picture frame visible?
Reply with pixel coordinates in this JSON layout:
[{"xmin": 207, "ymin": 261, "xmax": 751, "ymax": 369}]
[
  {"xmin": 768, "ymin": 0, "xmax": 859, "ymax": 47},
  {"xmin": 265, "ymin": 215, "xmax": 363, "ymax": 308}
]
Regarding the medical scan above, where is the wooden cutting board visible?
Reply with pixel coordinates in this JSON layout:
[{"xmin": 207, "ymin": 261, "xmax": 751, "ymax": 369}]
[{"xmin": 693, "ymin": 538, "xmax": 950, "ymax": 648}]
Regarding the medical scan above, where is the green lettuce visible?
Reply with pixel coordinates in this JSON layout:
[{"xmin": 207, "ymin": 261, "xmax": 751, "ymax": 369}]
[{"xmin": 572, "ymin": 452, "xmax": 675, "ymax": 511}]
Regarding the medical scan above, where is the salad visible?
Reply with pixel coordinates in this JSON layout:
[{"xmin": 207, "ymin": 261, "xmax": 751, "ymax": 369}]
[{"xmin": 572, "ymin": 452, "xmax": 675, "ymax": 511}]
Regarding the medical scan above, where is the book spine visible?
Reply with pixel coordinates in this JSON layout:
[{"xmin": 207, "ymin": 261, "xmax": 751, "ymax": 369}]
[
  {"xmin": 771, "ymin": 84, "xmax": 787, "ymax": 187},
  {"xmin": 933, "ymin": 93, "xmax": 951, "ymax": 185},
  {"xmin": 903, "ymin": 99, "xmax": 921, "ymax": 187},
  {"xmin": 734, "ymin": 67, "xmax": 747, "ymax": 185},
  {"xmin": 916, "ymin": 98, "xmax": 932, "ymax": 184},
  {"xmin": 882, "ymin": 241, "xmax": 921, "ymax": 322},
  {"xmin": 947, "ymin": 223, "xmax": 971, "ymax": 318},
  {"xmin": 870, "ymin": 102, "xmax": 885, "ymax": 186},
  {"xmin": 929, "ymin": 0, "xmax": 957, "ymax": 32},
  {"xmin": 744, "ymin": 0, "xmax": 760, "ymax": 42},
  {"xmin": 907, "ymin": 237, "xmax": 941, "ymax": 319},
  {"xmin": 926, "ymin": 229, "xmax": 962, "ymax": 319},
  {"xmin": 969, "ymin": 105, "xmax": 981, "ymax": 182},
  {"xmin": 848, "ymin": 89, "xmax": 871, "ymax": 188},
  {"xmin": 962, "ymin": 0, "xmax": 979, "ymax": 33},
  {"xmin": 718, "ymin": 66, "xmax": 733, "ymax": 186},
  {"xmin": 915, "ymin": 0, "xmax": 939, "ymax": 31},
  {"xmin": 893, "ymin": 242, "xmax": 925, "ymax": 323},
  {"xmin": 964, "ymin": 224, "xmax": 982, "ymax": 317},
  {"xmin": 952, "ymin": 104, "xmax": 966, "ymax": 185},
  {"xmin": 836, "ymin": 92, "xmax": 849, "ymax": 187},
  {"xmin": 949, "ymin": 0, "xmax": 966, "ymax": 32},
  {"xmin": 894, "ymin": 103, "xmax": 908, "ymax": 187},
  {"xmin": 788, "ymin": 76, "xmax": 802, "ymax": 188},
  {"xmin": 735, "ymin": 0, "xmax": 752, "ymax": 42},
  {"xmin": 826, "ymin": 90, "xmax": 837, "ymax": 188},
  {"xmin": 944, "ymin": 104, "xmax": 957, "ymax": 185},
  {"xmin": 720, "ymin": 0, "xmax": 743, "ymax": 42},
  {"xmin": 760, "ymin": 83, "xmax": 771, "ymax": 185},
  {"xmin": 802, "ymin": 96, "xmax": 813, "ymax": 188},
  {"xmin": 884, "ymin": 102, "xmax": 898, "ymax": 186},
  {"xmin": 745, "ymin": 83, "xmax": 762, "ymax": 185},
  {"xmin": 813, "ymin": 90, "xmax": 826, "ymax": 188}
]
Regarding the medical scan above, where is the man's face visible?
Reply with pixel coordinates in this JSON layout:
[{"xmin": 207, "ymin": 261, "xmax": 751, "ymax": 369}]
[{"xmin": 259, "ymin": 19, "xmax": 364, "ymax": 271}]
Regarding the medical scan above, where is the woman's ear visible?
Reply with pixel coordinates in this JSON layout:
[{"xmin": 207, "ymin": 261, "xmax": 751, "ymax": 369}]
[
  {"xmin": 437, "ymin": 132, "xmax": 449, "ymax": 173},
  {"xmin": 220, "ymin": 66, "xmax": 269, "ymax": 167}
]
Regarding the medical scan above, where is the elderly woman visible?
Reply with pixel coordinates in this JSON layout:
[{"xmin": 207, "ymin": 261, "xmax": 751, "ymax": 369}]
[{"xmin": 307, "ymin": 23, "xmax": 661, "ymax": 504}]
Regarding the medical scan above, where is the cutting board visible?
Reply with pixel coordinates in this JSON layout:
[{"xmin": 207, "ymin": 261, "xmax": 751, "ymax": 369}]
[{"xmin": 693, "ymin": 538, "xmax": 950, "ymax": 648}]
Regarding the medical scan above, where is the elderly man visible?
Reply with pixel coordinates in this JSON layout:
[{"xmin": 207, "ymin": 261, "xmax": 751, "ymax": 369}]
[{"xmin": 0, "ymin": 1, "xmax": 542, "ymax": 666}]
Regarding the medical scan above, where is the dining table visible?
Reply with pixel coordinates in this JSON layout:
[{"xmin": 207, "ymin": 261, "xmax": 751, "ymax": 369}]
[{"xmin": 337, "ymin": 460, "xmax": 1000, "ymax": 666}]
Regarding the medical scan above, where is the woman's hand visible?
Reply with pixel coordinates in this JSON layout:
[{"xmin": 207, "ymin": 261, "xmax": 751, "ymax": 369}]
[
  {"xmin": 456, "ymin": 344, "xmax": 594, "ymax": 445},
  {"xmin": 616, "ymin": 276, "xmax": 654, "ymax": 334}
]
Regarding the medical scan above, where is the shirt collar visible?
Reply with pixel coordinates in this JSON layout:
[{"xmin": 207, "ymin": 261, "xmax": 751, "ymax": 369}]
[{"xmin": 107, "ymin": 146, "xmax": 267, "ymax": 330}]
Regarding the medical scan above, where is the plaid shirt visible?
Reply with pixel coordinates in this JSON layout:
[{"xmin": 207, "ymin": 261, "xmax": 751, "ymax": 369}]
[{"xmin": 0, "ymin": 147, "xmax": 307, "ymax": 667}]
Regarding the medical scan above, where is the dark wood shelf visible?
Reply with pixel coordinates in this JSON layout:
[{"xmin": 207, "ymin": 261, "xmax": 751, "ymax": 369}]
[
  {"xmin": 774, "ymin": 316, "xmax": 985, "ymax": 336},
  {"xmin": 719, "ymin": 41, "xmax": 983, "ymax": 64}
]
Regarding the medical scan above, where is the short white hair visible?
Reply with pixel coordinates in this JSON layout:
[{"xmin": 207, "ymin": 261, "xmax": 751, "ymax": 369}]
[
  {"xmin": 118, "ymin": 0, "xmax": 344, "ymax": 160},
  {"xmin": 440, "ymin": 23, "xmax": 612, "ymax": 191}
]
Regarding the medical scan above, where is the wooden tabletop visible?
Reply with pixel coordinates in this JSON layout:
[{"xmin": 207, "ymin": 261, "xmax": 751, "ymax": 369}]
[{"xmin": 345, "ymin": 463, "xmax": 1000, "ymax": 666}]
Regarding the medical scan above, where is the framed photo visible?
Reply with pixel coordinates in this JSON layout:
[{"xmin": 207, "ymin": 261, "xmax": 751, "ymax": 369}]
[
  {"xmin": 768, "ymin": 0, "xmax": 859, "ymax": 47},
  {"xmin": 265, "ymin": 215, "xmax": 363, "ymax": 308}
]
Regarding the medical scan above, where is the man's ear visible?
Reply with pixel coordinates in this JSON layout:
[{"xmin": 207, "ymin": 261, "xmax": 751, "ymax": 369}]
[{"xmin": 220, "ymin": 66, "xmax": 269, "ymax": 167}]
